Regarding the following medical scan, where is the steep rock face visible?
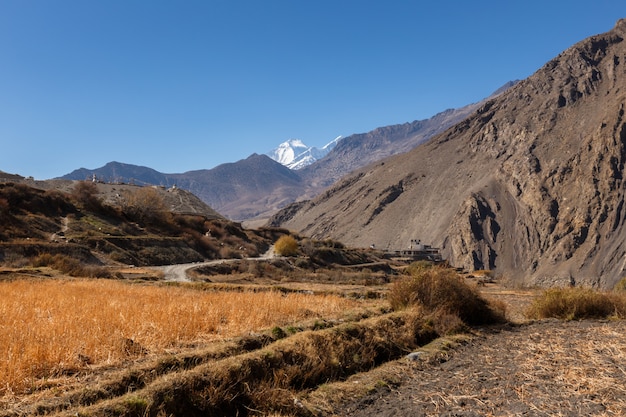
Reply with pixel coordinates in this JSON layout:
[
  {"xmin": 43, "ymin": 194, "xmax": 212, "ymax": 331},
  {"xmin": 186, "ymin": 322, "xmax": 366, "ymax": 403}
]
[{"xmin": 273, "ymin": 19, "xmax": 626, "ymax": 288}]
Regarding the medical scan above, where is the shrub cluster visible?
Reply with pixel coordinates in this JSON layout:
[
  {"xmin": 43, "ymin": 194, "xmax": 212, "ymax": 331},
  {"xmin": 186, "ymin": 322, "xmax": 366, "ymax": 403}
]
[
  {"xmin": 388, "ymin": 265, "xmax": 505, "ymax": 326},
  {"xmin": 274, "ymin": 235, "xmax": 299, "ymax": 256},
  {"xmin": 0, "ymin": 183, "xmax": 76, "ymax": 217},
  {"xmin": 121, "ymin": 187, "xmax": 170, "ymax": 225},
  {"xmin": 525, "ymin": 287, "xmax": 626, "ymax": 320},
  {"xmin": 32, "ymin": 253, "xmax": 111, "ymax": 278}
]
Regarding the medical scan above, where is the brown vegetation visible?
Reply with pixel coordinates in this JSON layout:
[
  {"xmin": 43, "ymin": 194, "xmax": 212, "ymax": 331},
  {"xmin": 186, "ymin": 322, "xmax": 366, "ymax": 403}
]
[
  {"xmin": 388, "ymin": 262, "xmax": 506, "ymax": 326},
  {"xmin": 5, "ymin": 258, "xmax": 626, "ymax": 416},
  {"xmin": 0, "ymin": 181, "xmax": 283, "ymax": 267},
  {"xmin": 274, "ymin": 234, "xmax": 299, "ymax": 256},
  {"xmin": 7, "ymin": 179, "xmax": 626, "ymax": 416},
  {"xmin": 71, "ymin": 181, "xmax": 103, "ymax": 212},
  {"xmin": 121, "ymin": 187, "xmax": 169, "ymax": 225},
  {"xmin": 525, "ymin": 287, "xmax": 626, "ymax": 320},
  {"xmin": 0, "ymin": 278, "xmax": 358, "ymax": 397}
]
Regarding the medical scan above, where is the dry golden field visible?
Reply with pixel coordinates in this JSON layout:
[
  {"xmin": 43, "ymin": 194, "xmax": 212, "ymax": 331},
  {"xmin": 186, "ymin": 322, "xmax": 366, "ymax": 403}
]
[{"xmin": 0, "ymin": 278, "xmax": 359, "ymax": 397}]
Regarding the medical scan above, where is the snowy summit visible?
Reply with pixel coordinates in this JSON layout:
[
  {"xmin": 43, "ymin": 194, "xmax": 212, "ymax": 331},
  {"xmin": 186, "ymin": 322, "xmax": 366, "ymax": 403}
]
[{"xmin": 267, "ymin": 136, "xmax": 342, "ymax": 169}]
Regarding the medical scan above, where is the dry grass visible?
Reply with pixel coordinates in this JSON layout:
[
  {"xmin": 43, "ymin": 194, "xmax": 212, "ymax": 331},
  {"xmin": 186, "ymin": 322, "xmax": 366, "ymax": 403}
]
[
  {"xmin": 56, "ymin": 308, "xmax": 438, "ymax": 417},
  {"xmin": 361, "ymin": 320, "xmax": 626, "ymax": 416},
  {"xmin": 0, "ymin": 278, "xmax": 358, "ymax": 396},
  {"xmin": 31, "ymin": 253, "xmax": 112, "ymax": 278},
  {"xmin": 388, "ymin": 266, "xmax": 506, "ymax": 325},
  {"xmin": 525, "ymin": 287, "xmax": 626, "ymax": 320},
  {"xmin": 510, "ymin": 323, "xmax": 626, "ymax": 414}
]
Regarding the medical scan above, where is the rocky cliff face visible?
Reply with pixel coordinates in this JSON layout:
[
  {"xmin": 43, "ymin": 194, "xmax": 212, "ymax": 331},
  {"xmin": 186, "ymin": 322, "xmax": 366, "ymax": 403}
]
[{"xmin": 273, "ymin": 19, "xmax": 626, "ymax": 288}]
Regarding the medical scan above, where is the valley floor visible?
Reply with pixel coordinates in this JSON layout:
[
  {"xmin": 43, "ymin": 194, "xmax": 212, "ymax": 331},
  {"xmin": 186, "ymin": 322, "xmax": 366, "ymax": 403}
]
[{"xmin": 3, "ymin": 268, "xmax": 626, "ymax": 417}]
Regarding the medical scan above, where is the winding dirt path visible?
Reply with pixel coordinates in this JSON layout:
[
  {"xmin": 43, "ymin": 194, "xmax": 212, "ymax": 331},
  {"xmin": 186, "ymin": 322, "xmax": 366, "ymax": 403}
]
[{"xmin": 154, "ymin": 245, "xmax": 277, "ymax": 281}]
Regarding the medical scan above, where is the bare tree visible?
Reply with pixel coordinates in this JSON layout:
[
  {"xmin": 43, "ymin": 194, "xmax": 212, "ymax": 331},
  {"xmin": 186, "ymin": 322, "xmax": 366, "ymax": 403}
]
[{"xmin": 122, "ymin": 187, "xmax": 169, "ymax": 224}]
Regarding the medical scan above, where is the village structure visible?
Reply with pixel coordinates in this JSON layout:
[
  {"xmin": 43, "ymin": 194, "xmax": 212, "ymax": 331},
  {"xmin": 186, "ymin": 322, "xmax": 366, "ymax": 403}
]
[{"xmin": 384, "ymin": 239, "xmax": 443, "ymax": 262}]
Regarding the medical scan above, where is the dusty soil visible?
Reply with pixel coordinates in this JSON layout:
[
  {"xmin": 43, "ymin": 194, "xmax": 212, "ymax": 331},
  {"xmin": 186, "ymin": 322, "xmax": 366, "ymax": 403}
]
[{"xmin": 337, "ymin": 308, "xmax": 626, "ymax": 416}]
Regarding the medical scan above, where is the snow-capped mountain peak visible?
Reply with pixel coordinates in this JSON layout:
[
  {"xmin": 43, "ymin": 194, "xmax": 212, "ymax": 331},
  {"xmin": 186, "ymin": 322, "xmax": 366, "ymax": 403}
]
[
  {"xmin": 268, "ymin": 136, "xmax": 342, "ymax": 170},
  {"xmin": 268, "ymin": 139, "xmax": 310, "ymax": 166}
]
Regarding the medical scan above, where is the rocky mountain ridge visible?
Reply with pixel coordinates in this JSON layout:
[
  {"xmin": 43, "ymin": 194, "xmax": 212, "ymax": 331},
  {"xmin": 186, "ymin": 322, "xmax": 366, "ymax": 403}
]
[
  {"xmin": 60, "ymin": 85, "xmax": 514, "ymax": 221},
  {"xmin": 296, "ymin": 87, "xmax": 517, "ymax": 193},
  {"xmin": 272, "ymin": 19, "xmax": 626, "ymax": 289}
]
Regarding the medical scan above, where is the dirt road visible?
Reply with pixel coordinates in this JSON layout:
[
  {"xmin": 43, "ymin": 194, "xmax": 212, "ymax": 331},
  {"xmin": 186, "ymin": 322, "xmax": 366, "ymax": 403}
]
[
  {"xmin": 154, "ymin": 246, "xmax": 277, "ymax": 281},
  {"xmin": 340, "ymin": 319, "xmax": 626, "ymax": 416}
]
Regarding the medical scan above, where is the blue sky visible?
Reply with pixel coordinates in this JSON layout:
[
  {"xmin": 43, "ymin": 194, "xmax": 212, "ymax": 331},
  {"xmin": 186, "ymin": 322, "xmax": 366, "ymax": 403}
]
[{"xmin": 1, "ymin": 1, "xmax": 624, "ymax": 179}]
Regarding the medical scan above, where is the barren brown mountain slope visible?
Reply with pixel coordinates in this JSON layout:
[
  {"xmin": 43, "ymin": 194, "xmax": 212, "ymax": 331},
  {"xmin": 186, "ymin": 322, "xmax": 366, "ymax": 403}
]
[
  {"xmin": 296, "ymin": 87, "xmax": 518, "ymax": 196},
  {"xmin": 273, "ymin": 19, "xmax": 626, "ymax": 289}
]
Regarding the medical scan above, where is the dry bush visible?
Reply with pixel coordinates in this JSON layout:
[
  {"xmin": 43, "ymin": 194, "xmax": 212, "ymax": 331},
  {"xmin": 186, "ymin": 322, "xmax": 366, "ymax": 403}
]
[
  {"xmin": 71, "ymin": 181, "xmax": 103, "ymax": 211},
  {"xmin": 0, "ymin": 183, "xmax": 75, "ymax": 218},
  {"xmin": 219, "ymin": 246, "xmax": 241, "ymax": 259},
  {"xmin": 0, "ymin": 197, "xmax": 9, "ymax": 218},
  {"xmin": 404, "ymin": 260, "xmax": 435, "ymax": 276},
  {"xmin": 31, "ymin": 253, "xmax": 111, "ymax": 278},
  {"xmin": 311, "ymin": 246, "xmax": 345, "ymax": 265},
  {"xmin": 525, "ymin": 287, "xmax": 626, "ymax": 320},
  {"xmin": 274, "ymin": 235, "xmax": 299, "ymax": 257},
  {"xmin": 0, "ymin": 279, "xmax": 357, "ymax": 395},
  {"xmin": 122, "ymin": 187, "xmax": 169, "ymax": 225},
  {"xmin": 388, "ymin": 266, "xmax": 505, "ymax": 325}
]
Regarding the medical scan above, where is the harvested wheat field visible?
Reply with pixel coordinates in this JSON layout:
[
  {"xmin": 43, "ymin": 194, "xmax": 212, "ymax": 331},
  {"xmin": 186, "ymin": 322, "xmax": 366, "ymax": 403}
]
[
  {"xmin": 336, "ymin": 319, "xmax": 626, "ymax": 417},
  {"xmin": 0, "ymin": 278, "xmax": 363, "ymax": 410},
  {"xmin": 325, "ymin": 281, "xmax": 626, "ymax": 417}
]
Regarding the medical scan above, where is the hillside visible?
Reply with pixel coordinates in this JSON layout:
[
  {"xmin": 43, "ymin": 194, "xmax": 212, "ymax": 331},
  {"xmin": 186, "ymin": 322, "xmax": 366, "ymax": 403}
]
[
  {"xmin": 297, "ymin": 85, "xmax": 517, "ymax": 193},
  {"xmin": 272, "ymin": 19, "xmax": 626, "ymax": 289},
  {"xmin": 0, "ymin": 179, "xmax": 276, "ymax": 267},
  {"xmin": 62, "ymin": 155, "xmax": 305, "ymax": 221}
]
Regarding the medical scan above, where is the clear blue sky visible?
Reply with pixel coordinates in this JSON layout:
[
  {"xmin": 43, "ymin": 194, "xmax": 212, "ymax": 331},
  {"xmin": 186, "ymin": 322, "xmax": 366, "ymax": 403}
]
[{"xmin": 1, "ymin": 1, "xmax": 624, "ymax": 179}]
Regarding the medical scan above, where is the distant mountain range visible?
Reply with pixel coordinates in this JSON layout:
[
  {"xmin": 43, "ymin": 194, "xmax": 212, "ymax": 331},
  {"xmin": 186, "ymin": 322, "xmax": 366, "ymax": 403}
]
[
  {"xmin": 267, "ymin": 137, "xmax": 342, "ymax": 170},
  {"xmin": 60, "ymin": 81, "xmax": 516, "ymax": 221}
]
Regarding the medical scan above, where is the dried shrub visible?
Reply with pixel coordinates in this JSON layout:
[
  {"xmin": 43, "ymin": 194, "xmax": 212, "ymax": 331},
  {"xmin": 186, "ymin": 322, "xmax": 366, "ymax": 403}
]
[
  {"xmin": 71, "ymin": 181, "xmax": 103, "ymax": 211},
  {"xmin": 274, "ymin": 235, "xmax": 299, "ymax": 257},
  {"xmin": 219, "ymin": 246, "xmax": 241, "ymax": 259},
  {"xmin": 614, "ymin": 276, "xmax": 626, "ymax": 292},
  {"xmin": 122, "ymin": 187, "xmax": 170, "ymax": 225},
  {"xmin": 404, "ymin": 260, "xmax": 435, "ymax": 276},
  {"xmin": 0, "ymin": 197, "xmax": 9, "ymax": 217},
  {"xmin": 388, "ymin": 266, "xmax": 505, "ymax": 325},
  {"xmin": 525, "ymin": 287, "xmax": 626, "ymax": 320},
  {"xmin": 425, "ymin": 309, "xmax": 468, "ymax": 336},
  {"xmin": 0, "ymin": 183, "xmax": 75, "ymax": 217},
  {"xmin": 32, "ymin": 253, "xmax": 111, "ymax": 278}
]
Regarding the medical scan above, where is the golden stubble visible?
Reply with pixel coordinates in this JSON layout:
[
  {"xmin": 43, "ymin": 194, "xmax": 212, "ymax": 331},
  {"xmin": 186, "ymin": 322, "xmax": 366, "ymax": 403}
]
[{"xmin": 0, "ymin": 278, "xmax": 357, "ymax": 395}]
